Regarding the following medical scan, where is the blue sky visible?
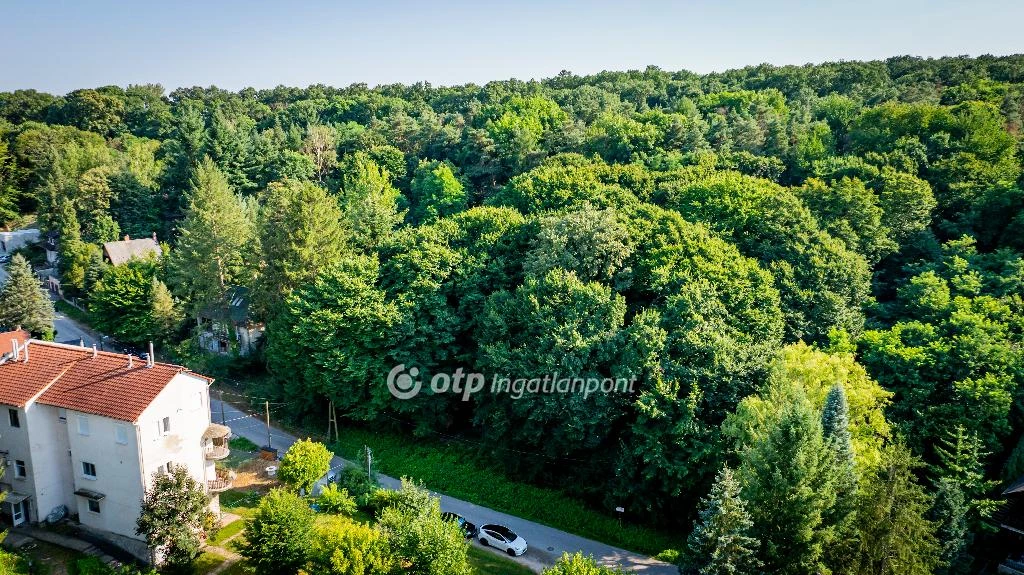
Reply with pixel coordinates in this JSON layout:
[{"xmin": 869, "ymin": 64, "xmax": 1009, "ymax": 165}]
[{"xmin": 2, "ymin": 0, "xmax": 1023, "ymax": 94}]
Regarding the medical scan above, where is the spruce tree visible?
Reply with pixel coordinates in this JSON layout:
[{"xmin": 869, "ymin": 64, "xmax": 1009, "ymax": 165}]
[
  {"xmin": 854, "ymin": 442, "xmax": 941, "ymax": 575},
  {"xmin": 932, "ymin": 425, "xmax": 998, "ymax": 520},
  {"xmin": 738, "ymin": 391, "xmax": 836, "ymax": 575},
  {"xmin": 822, "ymin": 383, "xmax": 860, "ymax": 570},
  {"xmin": 255, "ymin": 179, "xmax": 348, "ymax": 318},
  {"xmin": 166, "ymin": 157, "xmax": 256, "ymax": 318},
  {"xmin": 149, "ymin": 277, "xmax": 181, "ymax": 343},
  {"xmin": 0, "ymin": 254, "xmax": 55, "ymax": 339},
  {"xmin": 683, "ymin": 466, "xmax": 761, "ymax": 575}
]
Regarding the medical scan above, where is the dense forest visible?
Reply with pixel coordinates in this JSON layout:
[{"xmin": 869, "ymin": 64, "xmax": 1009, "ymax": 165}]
[{"xmin": 2, "ymin": 54, "xmax": 1024, "ymax": 574}]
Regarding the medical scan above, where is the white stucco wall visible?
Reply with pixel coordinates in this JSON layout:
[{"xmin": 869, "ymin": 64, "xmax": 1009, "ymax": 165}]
[
  {"xmin": 0, "ymin": 403, "xmax": 35, "ymax": 521},
  {"xmin": 25, "ymin": 404, "xmax": 74, "ymax": 522},
  {"xmin": 66, "ymin": 410, "xmax": 145, "ymax": 538},
  {"xmin": 137, "ymin": 373, "xmax": 212, "ymax": 490}
]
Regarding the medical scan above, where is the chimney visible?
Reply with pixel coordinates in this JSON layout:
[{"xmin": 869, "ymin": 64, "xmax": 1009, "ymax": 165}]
[
  {"xmin": 152, "ymin": 232, "xmax": 157, "ymax": 242},
  {"xmin": 124, "ymin": 234, "xmax": 130, "ymax": 241},
  {"xmin": 128, "ymin": 354, "xmax": 133, "ymax": 369},
  {"xmin": 22, "ymin": 343, "xmax": 28, "ymax": 363},
  {"xmin": 79, "ymin": 338, "xmax": 84, "ymax": 348},
  {"xmin": 92, "ymin": 344, "xmax": 97, "ymax": 359},
  {"xmin": 11, "ymin": 339, "xmax": 18, "ymax": 361},
  {"xmin": 147, "ymin": 342, "xmax": 154, "ymax": 368}
]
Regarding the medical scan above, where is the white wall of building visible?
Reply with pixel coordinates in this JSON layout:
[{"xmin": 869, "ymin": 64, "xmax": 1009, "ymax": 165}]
[
  {"xmin": 66, "ymin": 410, "xmax": 145, "ymax": 538},
  {"xmin": 0, "ymin": 404, "xmax": 35, "ymax": 522},
  {"xmin": 137, "ymin": 373, "xmax": 212, "ymax": 489},
  {"xmin": 25, "ymin": 404, "xmax": 74, "ymax": 522}
]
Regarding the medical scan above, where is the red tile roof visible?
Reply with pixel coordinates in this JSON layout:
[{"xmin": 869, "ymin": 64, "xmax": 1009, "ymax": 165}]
[{"xmin": 0, "ymin": 340, "xmax": 212, "ymax": 422}]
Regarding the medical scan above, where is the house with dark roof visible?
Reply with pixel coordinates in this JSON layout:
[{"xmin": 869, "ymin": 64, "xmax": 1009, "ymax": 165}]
[
  {"xmin": 0, "ymin": 330, "xmax": 229, "ymax": 562},
  {"xmin": 102, "ymin": 234, "xmax": 162, "ymax": 266},
  {"xmin": 196, "ymin": 286, "xmax": 263, "ymax": 356},
  {"xmin": 996, "ymin": 475, "xmax": 1024, "ymax": 573}
]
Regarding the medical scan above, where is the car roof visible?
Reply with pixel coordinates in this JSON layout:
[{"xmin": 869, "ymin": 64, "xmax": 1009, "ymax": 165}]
[{"xmin": 481, "ymin": 524, "xmax": 517, "ymax": 538}]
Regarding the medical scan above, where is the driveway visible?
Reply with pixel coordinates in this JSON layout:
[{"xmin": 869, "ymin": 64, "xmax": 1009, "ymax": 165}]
[{"xmin": 211, "ymin": 398, "xmax": 677, "ymax": 575}]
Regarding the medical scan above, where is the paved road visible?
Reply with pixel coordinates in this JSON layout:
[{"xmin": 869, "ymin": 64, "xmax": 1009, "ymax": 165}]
[{"xmin": 211, "ymin": 398, "xmax": 677, "ymax": 575}]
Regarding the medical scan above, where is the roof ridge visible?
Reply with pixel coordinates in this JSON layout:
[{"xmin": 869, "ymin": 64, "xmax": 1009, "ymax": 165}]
[
  {"xmin": 26, "ymin": 357, "xmax": 79, "ymax": 405},
  {"xmin": 27, "ymin": 339, "xmax": 193, "ymax": 371}
]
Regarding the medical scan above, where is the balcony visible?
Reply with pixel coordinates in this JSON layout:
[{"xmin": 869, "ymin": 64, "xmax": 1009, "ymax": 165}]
[
  {"xmin": 205, "ymin": 445, "xmax": 230, "ymax": 460},
  {"xmin": 207, "ymin": 470, "xmax": 234, "ymax": 493}
]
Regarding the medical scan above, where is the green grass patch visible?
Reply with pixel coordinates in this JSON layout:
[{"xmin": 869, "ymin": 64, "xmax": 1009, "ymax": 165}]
[
  {"xmin": 210, "ymin": 517, "xmax": 247, "ymax": 546},
  {"xmin": 195, "ymin": 552, "xmax": 227, "ymax": 575},
  {"xmin": 229, "ymin": 436, "xmax": 259, "ymax": 452},
  {"xmin": 467, "ymin": 545, "xmax": 535, "ymax": 575},
  {"xmin": 333, "ymin": 426, "xmax": 681, "ymax": 557}
]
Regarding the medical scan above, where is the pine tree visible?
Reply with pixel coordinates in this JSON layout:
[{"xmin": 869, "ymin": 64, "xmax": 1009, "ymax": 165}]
[
  {"xmin": 0, "ymin": 254, "xmax": 55, "ymax": 339},
  {"xmin": 929, "ymin": 477, "xmax": 972, "ymax": 575},
  {"xmin": 683, "ymin": 466, "xmax": 761, "ymax": 575},
  {"xmin": 854, "ymin": 442, "xmax": 942, "ymax": 575},
  {"xmin": 738, "ymin": 391, "xmax": 837, "ymax": 575},
  {"xmin": 166, "ymin": 157, "xmax": 256, "ymax": 317}
]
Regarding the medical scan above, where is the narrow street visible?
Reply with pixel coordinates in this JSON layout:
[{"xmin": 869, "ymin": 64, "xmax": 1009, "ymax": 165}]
[{"xmin": 211, "ymin": 398, "xmax": 678, "ymax": 575}]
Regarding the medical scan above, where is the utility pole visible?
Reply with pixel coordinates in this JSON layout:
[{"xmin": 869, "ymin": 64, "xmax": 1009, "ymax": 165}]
[
  {"xmin": 265, "ymin": 400, "xmax": 272, "ymax": 450},
  {"xmin": 219, "ymin": 390, "xmax": 225, "ymax": 425},
  {"xmin": 327, "ymin": 400, "xmax": 339, "ymax": 444}
]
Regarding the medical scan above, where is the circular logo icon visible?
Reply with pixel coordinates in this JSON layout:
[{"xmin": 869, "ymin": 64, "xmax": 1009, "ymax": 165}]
[{"xmin": 387, "ymin": 364, "xmax": 421, "ymax": 399}]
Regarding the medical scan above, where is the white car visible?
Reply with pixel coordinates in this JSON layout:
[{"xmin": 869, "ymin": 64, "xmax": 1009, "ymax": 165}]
[{"xmin": 478, "ymin": 524, "xmax": 527, "ymax": 556}]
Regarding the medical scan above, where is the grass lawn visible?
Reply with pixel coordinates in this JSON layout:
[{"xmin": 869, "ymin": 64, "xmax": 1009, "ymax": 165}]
[
  {"xmin": 210, "ymin": 518, "xmax": 247, "ymax": 546},
  {"xmin": 195, "ymin": 552, "xmax": 227, "ymax": 575},
  {"xmin": 217, "ymin": 561, "xmax": 250, "ymax": 575},
  {"xmin": 468, "ymin": 545, "xmax": 536, "ymax": 575},
  {"xmin": 331, "ymin": 426, "xmax": 681, "ymax": 557}
]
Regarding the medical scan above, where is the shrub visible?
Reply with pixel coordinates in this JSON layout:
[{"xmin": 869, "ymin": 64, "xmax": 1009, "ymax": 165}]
[
  {"xmin": 278, "ymin": 439, "xmax": 333, "ymax": 494},
  {"xmin": 336, "ymin": 467, "xmax": 377, "ymax": 506},
  {"xmin": 238, "ymin": 488, "xmax": 316, "ymax": 575},
  {"xmin": 317, "ymin": 483, "xmax": 357, "ymax": 515}
]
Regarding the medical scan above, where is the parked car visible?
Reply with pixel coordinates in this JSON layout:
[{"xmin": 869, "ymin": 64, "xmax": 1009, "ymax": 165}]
[
  {"xmin": 441, "ymin": 512, "xmax": 479, "ymax": 538},
  {"xmin": 0, "ymin": 254, "xmax": 10, "ymax": 263},
  {"xmin": 478, "ymin": 524, "xmax": 527, "ymax": 556}
]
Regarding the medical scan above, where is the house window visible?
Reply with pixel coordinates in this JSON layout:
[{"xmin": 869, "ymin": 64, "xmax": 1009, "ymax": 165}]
[
  {"xmin": 82, "ymin": 461, "xmax": 97, "ymax": 479},
  {"xmin": 87, "ymin": 499, "xmax": 100, "ymax": 513},
  {"xmin": 77, "ymin": 416, "xmax": 89, "ymax": 436},
  {"xmin": 161, "ymin": 416, "xmax": 171, "ymax": 435},
  {"xmin": 14, "ymin": 460, "xmax": 26, "ymax": 478},
  {"xmin": 8, "ymin": 409, "xmax": 19, "ymax": 428},
  {"xmin": 114, "ymin": 425, "xmax": 128, "ymax": 445}
]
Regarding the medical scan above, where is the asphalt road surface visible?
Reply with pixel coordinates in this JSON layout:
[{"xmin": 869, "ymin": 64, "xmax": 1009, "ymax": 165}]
[{"xmin": 211, "ymin": 398, "xmax": 677, "ymax": 574}]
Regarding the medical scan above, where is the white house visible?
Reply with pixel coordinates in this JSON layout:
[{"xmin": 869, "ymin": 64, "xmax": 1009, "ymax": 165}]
[{"xmin": 0, "ymin": 330, "xmax": 230, "ymax": 561}]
